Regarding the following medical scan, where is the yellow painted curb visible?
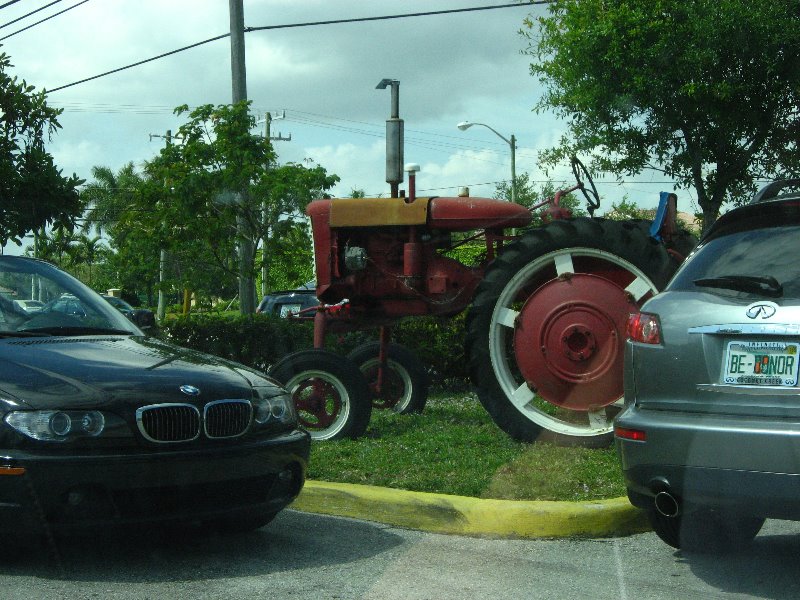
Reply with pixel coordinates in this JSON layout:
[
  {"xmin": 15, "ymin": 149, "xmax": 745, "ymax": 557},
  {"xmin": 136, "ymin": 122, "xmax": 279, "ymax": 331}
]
[{"xmin": 291, "ymin": 480, "xmax": 650, "ymax": 539}]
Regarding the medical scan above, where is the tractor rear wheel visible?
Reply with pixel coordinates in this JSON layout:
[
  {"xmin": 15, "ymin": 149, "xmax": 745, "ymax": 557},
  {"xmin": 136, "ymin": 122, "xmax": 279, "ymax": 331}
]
[
  {"xmin": 347, "ymin": 342, "xmax": 429, "ymax": 413},
  {"xmin": 269, "ymin": 349, "xmax": 372, "ymax": 441},
  {"xmin": 466, "ymin": 218, "xmax": 680, "ymax": 446}
]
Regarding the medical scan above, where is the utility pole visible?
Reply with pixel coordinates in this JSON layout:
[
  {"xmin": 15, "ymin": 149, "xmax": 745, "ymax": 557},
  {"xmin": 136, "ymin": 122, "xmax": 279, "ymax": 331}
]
[
  {"xmin": 149, "ymin": 130, "xmax": 172, "ymax": 322},
  {"xmin": 260, "ymin": 111, "xmax": 291, "ymax": 297},
  {"xmin": 229, "ymin": 0, "xmax": 247, "ymax": 103},
  {"xmin": 229, "ymin": 0, "xmax": 257, "ymax": 314}
]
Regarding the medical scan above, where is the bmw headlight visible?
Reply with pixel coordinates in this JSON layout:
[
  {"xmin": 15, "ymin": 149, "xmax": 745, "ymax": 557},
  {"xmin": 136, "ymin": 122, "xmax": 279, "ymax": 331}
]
[
  {"xmin": 5, "ymin": 410, "xmax": 107, "ymax": 442},
  {"xmin": 253, "ymin": 389, "xmax": 297, "ymax": 428}
]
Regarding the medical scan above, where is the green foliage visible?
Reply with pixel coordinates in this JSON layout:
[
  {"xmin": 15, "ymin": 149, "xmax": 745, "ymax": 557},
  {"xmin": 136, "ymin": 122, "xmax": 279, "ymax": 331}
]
[
  {"xmin": 495, "ymin": 174, "xmax": 587, "ymax": 226},
  {"xmin": 257, "ymin": 225, "xmax": 315, "ymax": 292},
  {"xmin": 0, "ymin": 51, "xmax": 83, "ymax": 245},
  {"xmin": 494, "ymin": 172, "xmax": 543, "ymax": 207},
  {"xmin": 159, "ymin": 314, "xmax": 315, "ymax": 373},
  {"xmin": 440, "ymin": 240, "xmax": 486, "ymax": 268},
  {"xmin": 390, "ymin": 313, "xmax": 470, "ymax": 386},
  {"xmin": 142, "ymin": 102, "xmax": 338, "ymax": 313},
  {"xmin": 602, "ymin": 198, "xmax": 654, "ymax": 221},
  {"xmin": 25, "ymin": 227, "xmax": 110, "ymax": 289},
  {"xmin": 527, "ymin": 0, "xmax": 800, "ymax": 229},
  {"xmin": 159, "ymin": 312, "xmax": 470, "ymax": 386},
  {"xmin": 81, "ymin": 103, "xmax": 338, "ymax": 310}
]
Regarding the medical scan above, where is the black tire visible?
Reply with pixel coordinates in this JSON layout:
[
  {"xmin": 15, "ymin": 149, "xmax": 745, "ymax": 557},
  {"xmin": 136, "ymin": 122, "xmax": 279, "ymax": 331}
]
[
  {"xmin": 648, "ymin": 507, "xmax": 765, "ymax": 552},
  {"xmin": 466, "ymin": 217, "xmax": 679, "ymax": 446},
  {"xmin": 269, "ymin": 349, "xmax": 372, "ymax": 441},
  {"xmin": 347, "ymin": 342, "xmax": 429, "ymax": 413}
]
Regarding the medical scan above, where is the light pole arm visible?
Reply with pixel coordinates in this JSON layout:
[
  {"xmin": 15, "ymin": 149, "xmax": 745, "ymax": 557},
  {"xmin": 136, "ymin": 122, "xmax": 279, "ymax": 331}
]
[
  {"xmin": 458, "ymin": 121, "xmax": 517, "ymax": 203},
  {"xmin": 471, "ymin": 122, "xmax": 512, "ymax": 146},
  {"xmin": 474, "ymin": 123, "xmax": 516, "ymax": 204}
]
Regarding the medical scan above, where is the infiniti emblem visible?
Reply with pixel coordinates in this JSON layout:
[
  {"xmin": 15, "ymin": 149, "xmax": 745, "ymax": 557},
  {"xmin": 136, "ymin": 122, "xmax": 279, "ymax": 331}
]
[
  {"xmin": 746, "ymin": 303, "xmax": 777, "ymax": 320},
  {"xmin": 180, "ymin": 385, "xmax": 201, "ymax": 396}
]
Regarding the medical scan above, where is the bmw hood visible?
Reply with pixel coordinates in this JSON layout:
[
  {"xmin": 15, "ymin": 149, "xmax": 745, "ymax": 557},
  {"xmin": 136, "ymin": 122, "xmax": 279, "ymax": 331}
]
[{"xmin": 0, "ymin": 335, "xmax": 265, "ymax": 410}]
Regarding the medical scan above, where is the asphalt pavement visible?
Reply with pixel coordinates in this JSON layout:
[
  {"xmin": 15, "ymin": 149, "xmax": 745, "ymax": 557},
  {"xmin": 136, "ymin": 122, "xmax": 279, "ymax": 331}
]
[{"xmin": 292, "ymin": 480, "xmax": 650, "ymax": 539}]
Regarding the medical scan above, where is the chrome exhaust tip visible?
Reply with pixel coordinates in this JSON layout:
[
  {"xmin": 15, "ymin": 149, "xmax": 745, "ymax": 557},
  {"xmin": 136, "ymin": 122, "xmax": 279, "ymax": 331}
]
[{"xmin": 654, "ymin": 490, "xmax": 680, "ymax": 518}]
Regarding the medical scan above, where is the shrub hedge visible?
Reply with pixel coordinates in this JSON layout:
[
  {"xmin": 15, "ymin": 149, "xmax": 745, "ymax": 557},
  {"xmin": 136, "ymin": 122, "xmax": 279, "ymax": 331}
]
[{"xmin": 159, "ymin": 312, "xmax": 470, "ymax": 387}]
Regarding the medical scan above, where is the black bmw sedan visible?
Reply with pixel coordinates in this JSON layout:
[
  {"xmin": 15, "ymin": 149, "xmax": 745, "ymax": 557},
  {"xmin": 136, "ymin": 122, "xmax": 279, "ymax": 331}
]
[{"xmin": 0, "ymin": 256, "xmax": 309, "ymax": 540}]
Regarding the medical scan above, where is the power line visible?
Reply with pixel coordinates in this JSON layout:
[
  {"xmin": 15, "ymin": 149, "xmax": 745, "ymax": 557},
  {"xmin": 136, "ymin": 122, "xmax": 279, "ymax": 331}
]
[
  {"xmin": 47, "ymin": 2, "xmax": 539, "ymax": 93},
  {"xmin": 0, "ymin": 0, "xmax": 23, "ymax": 10},
  {"xmin": 246, "ymin": 2, "xmax": 549, "ymax": 32},
  {"xmin": 48, "ymin": 32, "xmax": 230, "ymax": 93},
  {"xmin": 0, "ymin": 0, "xmax": 63, "ymax": 30},
  {"xmin": 0, "ymin": 0, "xmax": 89, "ymax": 42}
]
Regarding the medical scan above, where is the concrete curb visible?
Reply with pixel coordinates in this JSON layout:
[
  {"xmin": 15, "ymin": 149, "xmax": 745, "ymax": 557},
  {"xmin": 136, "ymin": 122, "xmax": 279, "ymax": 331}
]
[{"xmin": 291, "ymin": 480, "xmax": 650, "ymax": 539}]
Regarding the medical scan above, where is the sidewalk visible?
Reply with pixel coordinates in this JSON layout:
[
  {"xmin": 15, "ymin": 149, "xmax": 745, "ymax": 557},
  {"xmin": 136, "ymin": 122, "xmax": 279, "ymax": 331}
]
[{"xmin": 292, "ymin": 480, "xmax": 650, "ymax": 539}]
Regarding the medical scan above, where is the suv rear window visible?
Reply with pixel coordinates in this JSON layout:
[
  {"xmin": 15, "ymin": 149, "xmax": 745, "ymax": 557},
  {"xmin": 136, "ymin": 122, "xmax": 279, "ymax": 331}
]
[{"xmin": 669, "ymin": 224, "xmax": 800, "ymax": 299}]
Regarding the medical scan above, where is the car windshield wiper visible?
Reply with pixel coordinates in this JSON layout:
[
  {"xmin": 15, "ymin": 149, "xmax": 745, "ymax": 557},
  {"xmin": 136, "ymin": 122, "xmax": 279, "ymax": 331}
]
[
  {"xmin": 18, "ymin": 326, "xmax": 133, "ymax": 336},
  {"xmin": 693, "ymin": 275, "xmax": 784, "ymax": 297},
  {"xmin": 0, "ymin": 331, "xmax": 54, "ymax": 338}
]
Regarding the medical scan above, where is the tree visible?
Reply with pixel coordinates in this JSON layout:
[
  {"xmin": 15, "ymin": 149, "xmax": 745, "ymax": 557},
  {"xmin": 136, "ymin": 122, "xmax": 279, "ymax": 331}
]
[
  {"xmin": 526, "ymin": 0, "xmax": 800, "ymax": 230},
  {"xmin": 143, "ymin": 102, "xmax": 338, "ymax": 314},
  {"xmin": 69, "ymin": 234, "xmax": 105, "ymax": 287},
  {"xmin": 82, "ymin": 163, "xmax": 143, "ymax": 237},
  {"xmin": 601, "ymin": 198, "xmax": 654, "ymax": 221},
  {"xmin": 493, "ymin": 173, "xmax": 586, "ymax": 224},
  {"xmin": 25, "ymin": 225, "xmax": 75, "ymax": 268},
  {"xmin": 0, "ymin": 52, "xmax": 83, "ymax": 245},
  {"xmin": 81, "ymin": 163, "xmax": 162, "ymax": 303}
]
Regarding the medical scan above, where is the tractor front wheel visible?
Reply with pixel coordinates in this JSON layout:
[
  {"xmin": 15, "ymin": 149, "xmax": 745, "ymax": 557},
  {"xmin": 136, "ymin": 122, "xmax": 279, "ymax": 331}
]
[
  {"xmin": 269, "ymin": 349, "xmax": 372, "ymax": 441},
  {"xmin": 347, "ymin": 342, "xmax": 429, "ymax": 413},
  {"xmin": 466, "ymin": 218, "xmax": 679, "ymax": 446}
]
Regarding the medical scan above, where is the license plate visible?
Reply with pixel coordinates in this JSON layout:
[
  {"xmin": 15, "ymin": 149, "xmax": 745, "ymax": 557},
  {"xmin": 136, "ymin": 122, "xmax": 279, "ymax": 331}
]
[
  {"xmin": 279, "ymin": 303, "xmax": 302, "ymax": 317},
  {"xmin": 724, "ymin": 341, "xmax": 800, "ymax": 386}
]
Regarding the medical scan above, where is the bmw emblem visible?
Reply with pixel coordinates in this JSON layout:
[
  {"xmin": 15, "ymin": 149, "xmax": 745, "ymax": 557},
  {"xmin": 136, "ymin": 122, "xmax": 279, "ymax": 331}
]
[{"xmin": 180, "ymin": 385, "xmax": 201, "ymax": 396}]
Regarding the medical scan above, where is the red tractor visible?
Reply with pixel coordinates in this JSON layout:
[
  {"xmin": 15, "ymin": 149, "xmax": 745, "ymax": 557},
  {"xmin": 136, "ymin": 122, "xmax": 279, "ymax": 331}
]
[{"xmin": 269, "ymin": 80, "xmax": 694, "ymax": 446}]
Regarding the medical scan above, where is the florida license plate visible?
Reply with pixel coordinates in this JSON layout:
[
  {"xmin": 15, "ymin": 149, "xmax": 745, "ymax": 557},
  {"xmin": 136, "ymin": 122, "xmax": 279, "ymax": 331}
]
[
  {"xmin": 279, "ymin": 303, "xmax": 302, "ymax": 317},
  {"xmin": 724, "ymin": 341, "xmax": 800, "ymax": 386}
]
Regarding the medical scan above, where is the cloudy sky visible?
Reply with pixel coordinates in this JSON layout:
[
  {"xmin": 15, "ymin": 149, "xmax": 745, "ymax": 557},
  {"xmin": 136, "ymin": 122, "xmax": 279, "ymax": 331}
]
[{"xmin": 1, "ymin": 0, "xmax": 690, "ymax": 251}]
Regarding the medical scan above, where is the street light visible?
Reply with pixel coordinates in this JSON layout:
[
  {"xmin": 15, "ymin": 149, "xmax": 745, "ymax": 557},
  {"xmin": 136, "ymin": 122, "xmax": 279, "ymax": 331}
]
[{"xmin": 457, "ymin": 121, "xmax": 516, "ymax": 203}]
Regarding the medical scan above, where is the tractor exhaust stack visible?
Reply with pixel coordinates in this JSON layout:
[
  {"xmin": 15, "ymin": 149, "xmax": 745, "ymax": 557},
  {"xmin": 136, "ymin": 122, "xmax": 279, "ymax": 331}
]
[{"xmin": 376, "ymin": 78, "xmax": 404, "ymax": 197}]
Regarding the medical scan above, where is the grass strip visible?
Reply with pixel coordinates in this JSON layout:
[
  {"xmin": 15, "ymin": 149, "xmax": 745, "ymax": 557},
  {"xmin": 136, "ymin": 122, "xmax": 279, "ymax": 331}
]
[{"xmin": 308, "ymin": 392, "xmax": 626, "ymax": 501}]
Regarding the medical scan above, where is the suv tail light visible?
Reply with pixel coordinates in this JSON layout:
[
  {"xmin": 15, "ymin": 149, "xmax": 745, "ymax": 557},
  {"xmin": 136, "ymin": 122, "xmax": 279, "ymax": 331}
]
[{"xmin": 627, "ymin": 311, "xmax": 661, "ymax": 344}]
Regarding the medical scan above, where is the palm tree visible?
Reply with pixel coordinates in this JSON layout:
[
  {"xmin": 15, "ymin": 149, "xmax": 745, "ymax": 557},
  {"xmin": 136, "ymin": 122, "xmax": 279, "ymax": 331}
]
[
  {"xmin": 70, "ymin": 234, "xmax": 104, "ymax": 286},
  {"xmin": 27, "ymin": 225, "xmax": 76, "ymax": 268},
  {"xmin": 82, "ymin": 163, "xmax": 144, "ymax": 237}
]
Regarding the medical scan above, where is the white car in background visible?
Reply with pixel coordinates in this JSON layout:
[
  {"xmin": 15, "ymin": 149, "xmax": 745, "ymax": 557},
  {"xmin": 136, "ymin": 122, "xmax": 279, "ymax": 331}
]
[{"xmin": 12, "ymin": 299, "xmax": 44, "ymax": 314}]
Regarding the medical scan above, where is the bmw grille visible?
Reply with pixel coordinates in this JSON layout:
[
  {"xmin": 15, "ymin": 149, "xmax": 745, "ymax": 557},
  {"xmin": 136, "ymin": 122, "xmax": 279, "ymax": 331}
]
[{"xmin": 136, "ymin": 400, "xmax": 252, "ymax": 443}]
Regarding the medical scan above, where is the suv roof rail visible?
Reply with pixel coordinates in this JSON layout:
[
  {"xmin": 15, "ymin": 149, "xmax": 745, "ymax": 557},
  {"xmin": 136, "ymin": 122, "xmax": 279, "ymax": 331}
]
[{"xmin": 750, "ymin": 179, "xmax": 800, "ymax": 204}]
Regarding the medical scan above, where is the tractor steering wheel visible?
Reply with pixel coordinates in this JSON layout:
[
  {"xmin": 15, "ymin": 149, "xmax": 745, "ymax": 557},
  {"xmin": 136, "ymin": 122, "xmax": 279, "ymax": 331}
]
[{"xmin": 571, "ymin": 157, "xmax": 600, "ymax": 216}]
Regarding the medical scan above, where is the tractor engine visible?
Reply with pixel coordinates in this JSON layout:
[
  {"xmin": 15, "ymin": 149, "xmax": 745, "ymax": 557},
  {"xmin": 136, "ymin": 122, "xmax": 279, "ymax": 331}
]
[{"xmin": 306, "ymin": 197, "xmax": 491, "ymax": 320}]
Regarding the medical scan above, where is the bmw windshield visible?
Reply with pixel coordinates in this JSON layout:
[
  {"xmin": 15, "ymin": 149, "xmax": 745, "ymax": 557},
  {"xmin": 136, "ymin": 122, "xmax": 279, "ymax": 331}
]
[{"xmin": 0, "ymin": 257, "xmax": 139, "ymax": 337}]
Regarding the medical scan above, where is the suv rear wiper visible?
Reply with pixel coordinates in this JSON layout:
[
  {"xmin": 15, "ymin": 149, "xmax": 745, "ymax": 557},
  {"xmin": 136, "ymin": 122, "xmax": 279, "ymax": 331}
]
[{"xmin": 693, "ymin": 275, "xmax": 783, "ymax": 297}]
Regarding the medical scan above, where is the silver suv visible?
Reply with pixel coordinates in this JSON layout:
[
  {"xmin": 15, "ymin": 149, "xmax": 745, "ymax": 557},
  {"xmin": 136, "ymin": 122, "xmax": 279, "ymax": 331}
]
[{"xmin": 615, "ymin": 180, "xmax": 800, "ymax": 551}]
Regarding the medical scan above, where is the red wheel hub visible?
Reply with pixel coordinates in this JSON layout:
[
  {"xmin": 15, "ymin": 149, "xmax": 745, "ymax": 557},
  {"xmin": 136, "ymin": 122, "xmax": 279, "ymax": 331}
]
[
  {"xmin": 363, "ymin": 364, "xmax": 404, "ymax": 409},
  {"xmin": 513, "ymin": 273, "xmax": 638, "ymax": 411},
  {"xmin": 293, "ymin": 379, "xmax": 341, "ymax": 428}
]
